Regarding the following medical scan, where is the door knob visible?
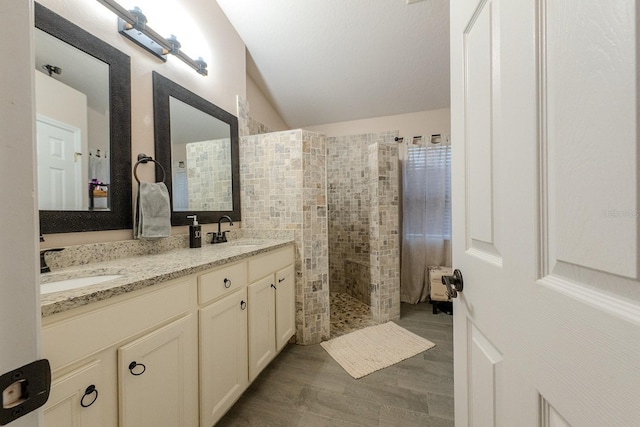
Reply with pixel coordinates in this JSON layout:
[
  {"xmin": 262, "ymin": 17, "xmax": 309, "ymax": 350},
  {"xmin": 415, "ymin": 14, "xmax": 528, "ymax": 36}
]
[{"xmin": 442, "ymin": 269, "xmax": 464, "ymax": 299}]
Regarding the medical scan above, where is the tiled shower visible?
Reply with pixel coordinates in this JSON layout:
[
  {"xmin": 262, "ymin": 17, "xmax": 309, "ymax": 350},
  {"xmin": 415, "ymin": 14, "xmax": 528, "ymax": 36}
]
[
  {"xmin": 238, "ymin": 99, "xmax": 400, "ymax": 343},
  {"xmin": 327, "ymin": 132, "xmax": 400, "ymax": 326}
]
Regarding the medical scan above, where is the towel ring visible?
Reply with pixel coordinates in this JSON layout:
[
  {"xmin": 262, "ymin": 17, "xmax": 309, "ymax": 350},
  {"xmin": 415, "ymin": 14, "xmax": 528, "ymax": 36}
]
[{"xmin": 134, "ymin": 153, "xmax": 166, "ymax": 184}]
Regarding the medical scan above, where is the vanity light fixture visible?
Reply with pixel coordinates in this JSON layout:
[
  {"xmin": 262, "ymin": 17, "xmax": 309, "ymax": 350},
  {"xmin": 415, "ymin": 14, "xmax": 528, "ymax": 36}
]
[{"xmin": 95, "ymin": 0, "xmax": 208, "ymax": 76}]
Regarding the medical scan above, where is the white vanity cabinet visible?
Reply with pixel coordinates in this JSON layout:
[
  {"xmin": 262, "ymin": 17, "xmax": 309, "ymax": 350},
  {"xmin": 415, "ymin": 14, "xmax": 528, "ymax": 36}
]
[
  {"xmin": 247, "ymin": 246, "xmax": 295, "ymax": 382},
  {"xmin": 118, "ymin": 314, "xmax": 198, "ymax": 427},
  {"xmin": 41, "ymin": 276, "xmax": 198, "ymax": 427},
  {"xmin": 197, "ymin": 261, "xmax": 249, "ymax": 427},
  {"xmin": 42, "ymin": 359, "xmax": 106, "ymax": 426},
  {"xmin": 41, "ymin": 242, "xmax": 295, "ymax": 427}
]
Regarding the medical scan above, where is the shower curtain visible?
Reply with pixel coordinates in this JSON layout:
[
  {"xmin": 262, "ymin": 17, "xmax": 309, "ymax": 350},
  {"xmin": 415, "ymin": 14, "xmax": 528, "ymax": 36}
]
[{"xmin": 400, "ymin": 141, "xmax": 452, "ymax": 303}]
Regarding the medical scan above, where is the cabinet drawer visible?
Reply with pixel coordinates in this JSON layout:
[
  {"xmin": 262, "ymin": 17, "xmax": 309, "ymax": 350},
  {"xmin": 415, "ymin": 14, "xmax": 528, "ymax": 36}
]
[
  {"xmin": 198, "ymin": 261, "xmax": 247, "ymax": 305},
  {"xmin": 248, "ymin": 245, "xmax": 295, "ymax": 282},
  {"xmin": 42, "ymin": 277, "xmax": 193, "ymax": 371}
]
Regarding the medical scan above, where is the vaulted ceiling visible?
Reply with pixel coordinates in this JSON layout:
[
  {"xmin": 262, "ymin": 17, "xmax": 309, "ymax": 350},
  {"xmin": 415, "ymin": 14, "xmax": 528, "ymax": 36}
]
[{"xmin": 216, "ymin": 0, "xmax": 450, "ymax": 128}]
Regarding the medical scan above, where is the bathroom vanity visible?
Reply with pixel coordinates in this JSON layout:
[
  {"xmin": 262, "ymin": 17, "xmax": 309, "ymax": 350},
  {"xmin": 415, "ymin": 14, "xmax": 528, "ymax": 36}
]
[{"xmin": 40, "ymin": 238, "xmax": 295, "ymax": 427}]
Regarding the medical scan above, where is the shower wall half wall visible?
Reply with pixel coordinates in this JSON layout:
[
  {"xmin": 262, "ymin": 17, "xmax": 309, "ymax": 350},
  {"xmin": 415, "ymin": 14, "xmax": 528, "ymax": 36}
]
[
  {"xmin": 240, "ymin": 130, "xmax": 330, "ymax": 345},
  {"xmin": 327, "ymin": 132, "xmax": 401, "ymax": 323},
  {"xmin": 240, "ymin": 129, "xmax": 400, "ymax": 344}
]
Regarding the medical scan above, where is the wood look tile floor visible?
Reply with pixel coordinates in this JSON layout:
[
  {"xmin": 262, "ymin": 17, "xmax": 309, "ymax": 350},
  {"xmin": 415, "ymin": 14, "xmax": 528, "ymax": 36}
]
[{"xmin": 218, "ymin": 302, "xmax": 454, "ymax": 426}]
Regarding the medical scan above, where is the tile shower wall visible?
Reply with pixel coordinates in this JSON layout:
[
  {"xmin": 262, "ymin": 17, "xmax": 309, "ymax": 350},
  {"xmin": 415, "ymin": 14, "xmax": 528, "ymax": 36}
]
[
  {"xmin": 240, "ymin": 130, "xmax": 329, "ymax": 345},
  {"xmin": 186, "ymin": 139, "xmax": 232, "ymax": 210},
  {"xmin": 237, "ymin": 95, "xmax": 272, "ymax": 137},
  {"xmin": 369, "ymin": 142, "xmax": 400, "ymax": 323},
  {"xmin": 326, "ymin": 132, "xmax": 399, "ymax": 323}
]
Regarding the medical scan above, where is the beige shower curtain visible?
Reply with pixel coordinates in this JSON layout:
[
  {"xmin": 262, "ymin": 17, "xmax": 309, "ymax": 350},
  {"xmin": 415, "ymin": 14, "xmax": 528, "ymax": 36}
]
[{"xmin": 400, "ymin": 141, "xmax": 452, "ymax": 304}]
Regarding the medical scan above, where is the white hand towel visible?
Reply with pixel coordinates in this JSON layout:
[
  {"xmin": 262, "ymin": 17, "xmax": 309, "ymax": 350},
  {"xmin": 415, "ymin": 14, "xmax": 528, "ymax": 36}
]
[{"xmin": 134, "ymin": 182, "xmax": 171, "ymax": 239}]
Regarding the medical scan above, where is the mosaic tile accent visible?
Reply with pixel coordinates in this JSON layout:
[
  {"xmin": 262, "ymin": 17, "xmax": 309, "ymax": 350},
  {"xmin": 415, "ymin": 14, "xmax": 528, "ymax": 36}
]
[
  {"xmin": 240, "ymin": 129, "xmax": 329, "ymax": 345},
  {"xmin": 330, "ymin": 292, "xmax": 375, "ymax": 338},
  {"xmin": 369, "ymin": 142, "xmax": 400, "ymax": 323},
  {"xmin": 185, "ymin": 139, "xmax": 233, "ymax": 211}
]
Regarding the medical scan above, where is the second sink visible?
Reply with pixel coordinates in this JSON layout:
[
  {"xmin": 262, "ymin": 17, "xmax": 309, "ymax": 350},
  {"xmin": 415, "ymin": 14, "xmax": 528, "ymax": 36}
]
[{"xmin": 41, "ymin": 274, "xmax": 124, "ymax": 295}]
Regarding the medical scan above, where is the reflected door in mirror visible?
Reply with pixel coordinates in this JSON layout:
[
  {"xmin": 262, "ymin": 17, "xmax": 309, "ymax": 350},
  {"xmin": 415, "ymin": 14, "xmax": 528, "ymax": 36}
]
[{"xmin": 34, "ymin": 27, "xmax": 110, "ymax": 211}]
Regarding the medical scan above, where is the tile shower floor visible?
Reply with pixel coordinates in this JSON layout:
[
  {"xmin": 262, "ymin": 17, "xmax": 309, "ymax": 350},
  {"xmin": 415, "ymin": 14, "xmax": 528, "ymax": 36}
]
[{"xmin": 330, "ymin": 292, "xmax": 376, "ymax": 338}]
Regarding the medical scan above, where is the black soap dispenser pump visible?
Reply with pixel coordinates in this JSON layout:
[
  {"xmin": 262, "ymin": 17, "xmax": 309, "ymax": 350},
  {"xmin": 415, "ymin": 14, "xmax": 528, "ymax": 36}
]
[{"xmin": 187, "ymin": 215, "xmax": 201, "ymax": 248}]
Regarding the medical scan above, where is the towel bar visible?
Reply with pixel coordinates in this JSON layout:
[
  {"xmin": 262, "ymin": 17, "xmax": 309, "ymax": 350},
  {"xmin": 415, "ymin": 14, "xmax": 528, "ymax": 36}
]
[{"xmin": 133, "ymin": 153, "xmax": 166, "ymax": 184}]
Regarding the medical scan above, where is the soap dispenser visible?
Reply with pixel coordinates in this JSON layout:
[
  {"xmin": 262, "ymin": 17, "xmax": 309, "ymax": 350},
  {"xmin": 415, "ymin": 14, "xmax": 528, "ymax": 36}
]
[{"xmin": 187, "ymin": 215, "xmax": 201, "ymax": 248}]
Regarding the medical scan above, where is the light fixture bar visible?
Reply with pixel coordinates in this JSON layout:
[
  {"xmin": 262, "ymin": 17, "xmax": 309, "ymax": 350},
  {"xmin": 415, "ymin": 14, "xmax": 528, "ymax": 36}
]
[{"xmin": 95, "ymin": 0, "xmax": 208, "ymax": 76}]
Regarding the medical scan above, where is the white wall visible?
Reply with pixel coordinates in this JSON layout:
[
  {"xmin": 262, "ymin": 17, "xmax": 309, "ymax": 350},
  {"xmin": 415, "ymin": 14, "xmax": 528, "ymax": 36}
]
[
  {"xmin": 246, "ymin": 74, "xmax": 289, "ymax": 131},
  {"xmin": 305, "ymin": 108, "xmax": 451, "ymax": 140},
  {"xmin": 38, "ymin": 0, "xmax": 247, "ymax": 247}
]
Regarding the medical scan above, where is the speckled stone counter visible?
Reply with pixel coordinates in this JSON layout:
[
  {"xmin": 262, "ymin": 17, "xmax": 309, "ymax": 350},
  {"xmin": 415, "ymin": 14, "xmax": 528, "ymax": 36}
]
[{"xmin": 41, "ymin": 235, "xmax": 294, "ymax": 318}]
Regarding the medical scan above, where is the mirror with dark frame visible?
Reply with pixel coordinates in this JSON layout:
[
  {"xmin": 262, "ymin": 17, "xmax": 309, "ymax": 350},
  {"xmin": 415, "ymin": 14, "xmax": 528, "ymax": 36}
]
[
  {"xmin": 152, "ymin": 71, "xmax": 240, "ymax": 226},
  {"xmin": 35, "ymin": 3, "xmax": 132, "ymax": 233}
]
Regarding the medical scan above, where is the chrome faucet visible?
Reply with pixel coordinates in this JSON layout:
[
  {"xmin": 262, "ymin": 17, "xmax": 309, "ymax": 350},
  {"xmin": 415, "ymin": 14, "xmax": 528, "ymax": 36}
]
[{"xmin": 212, "ymin": 215, "xmax": 233, "ymax": 244}]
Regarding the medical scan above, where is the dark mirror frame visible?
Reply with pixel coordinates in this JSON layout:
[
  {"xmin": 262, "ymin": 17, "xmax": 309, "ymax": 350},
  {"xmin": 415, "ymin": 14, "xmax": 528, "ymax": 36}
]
[
  {"xmin": 36, "ymin": 3, "xmax": 132, "ymax": 234},
  {"xmin": 152, "ymin": 71, "xmax": 241, "ymax": 226}
]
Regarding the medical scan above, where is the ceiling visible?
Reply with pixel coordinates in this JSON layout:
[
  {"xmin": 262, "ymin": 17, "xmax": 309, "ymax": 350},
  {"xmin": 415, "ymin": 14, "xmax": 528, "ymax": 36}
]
[{"xmin": 216, "ymin": 0, "xmax": 450, "ymax": 129}]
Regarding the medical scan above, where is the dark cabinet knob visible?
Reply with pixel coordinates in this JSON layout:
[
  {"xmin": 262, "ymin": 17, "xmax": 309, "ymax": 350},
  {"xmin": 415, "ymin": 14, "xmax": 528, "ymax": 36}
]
[
  {"xmin": 128, "ymin": 361, "xmax": 146, "ymax": 376},
  {"xmin": 80, "ymin": 385, "xmax": 98, "ymax": 408}
]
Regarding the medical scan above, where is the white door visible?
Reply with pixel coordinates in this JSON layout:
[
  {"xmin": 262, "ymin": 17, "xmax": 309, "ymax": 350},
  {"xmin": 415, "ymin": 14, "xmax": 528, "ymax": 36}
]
[
  {"xmin": 451, "ymin": 0, "xmax": 640, "ymax": 425},
  {"xmin": 0, "ymin": 1, "xmax": 42, "ymax": 426},
  {"xmin": 36, "ymin": 117, "xmax": 82, "ymax": 210}
]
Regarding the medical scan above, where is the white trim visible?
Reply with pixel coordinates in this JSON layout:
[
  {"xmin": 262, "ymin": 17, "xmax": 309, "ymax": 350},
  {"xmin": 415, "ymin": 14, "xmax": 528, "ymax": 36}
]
[{"xmin": 538, "ymin": 275, "xmax": 640, "ymax": 326}]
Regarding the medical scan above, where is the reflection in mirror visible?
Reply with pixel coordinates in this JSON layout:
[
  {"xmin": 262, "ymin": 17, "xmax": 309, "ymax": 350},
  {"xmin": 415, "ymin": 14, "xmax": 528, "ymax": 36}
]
[
  {"xmin": 35, "ymin": 3, "xmax": 132, "ymax": 233},
  {"xmin": 153, "ymin": 72, "xmax": 240, "ymax": 226},
  {"xmin": 169, "ymin": 97, "xmax": 232, "ymax": 212},
  {"xmin": 35, "ymin": 28, "xmax": 110, "ymax": 211}
]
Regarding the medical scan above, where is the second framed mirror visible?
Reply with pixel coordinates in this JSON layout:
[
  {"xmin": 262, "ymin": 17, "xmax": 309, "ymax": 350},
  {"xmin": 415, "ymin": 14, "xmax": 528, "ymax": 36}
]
[{"xmin": 152, "ymin": 72, "xmax": 240, "ymax": 226}]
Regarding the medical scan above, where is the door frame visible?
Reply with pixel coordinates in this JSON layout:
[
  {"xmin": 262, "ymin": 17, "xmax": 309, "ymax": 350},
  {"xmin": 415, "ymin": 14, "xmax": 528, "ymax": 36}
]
[{"xmin": 0, "ymin": 0, "xmax": 42, "ymax": 425}]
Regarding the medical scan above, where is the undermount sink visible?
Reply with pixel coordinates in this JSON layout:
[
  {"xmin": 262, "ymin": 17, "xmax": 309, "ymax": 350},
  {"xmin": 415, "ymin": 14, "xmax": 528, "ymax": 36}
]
[{"xmin": 41, "ymin": 274, "xmax": 124, "ymax": 295}]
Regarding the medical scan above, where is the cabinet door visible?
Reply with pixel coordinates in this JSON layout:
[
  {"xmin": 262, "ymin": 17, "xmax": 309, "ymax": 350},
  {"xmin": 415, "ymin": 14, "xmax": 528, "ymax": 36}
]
[
  {"xmin": 43, "ymin": 361, "xmax": 104, "ymax": 427},
  {"xmin": 248, "ymin": 275, "xmax": 276, "ymax": 382},
  {"xmin": 275, "ymin": 264, "xmax": 295, "ymax": 351},
  {"xmin": 118, "ymin": 315, "xmax": 198, "ymax": 427},
  {"xmin": 200, "ymin": 288, "xmax": 248, "ymax": 427}
]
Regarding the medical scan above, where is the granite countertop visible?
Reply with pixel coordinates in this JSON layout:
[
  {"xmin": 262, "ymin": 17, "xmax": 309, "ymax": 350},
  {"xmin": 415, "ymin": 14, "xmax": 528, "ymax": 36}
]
[{"xmin": 40, "ymin": 237, "xmax": 294, "ymax": 318}]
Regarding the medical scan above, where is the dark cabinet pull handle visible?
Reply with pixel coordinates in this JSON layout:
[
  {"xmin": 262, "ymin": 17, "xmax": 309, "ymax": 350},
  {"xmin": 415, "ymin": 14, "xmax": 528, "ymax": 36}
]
[
  {"xmin": 223, "ymin": 278, "xmax": 231, "ymax": 288},
  {"xmin": 240, "ymin": 300, "xmax": 247, "ymax": 310},
  {"xmin": 271, "ymin": 284, "xmax": 277, "ymax": 290},
  {"xmin": 128, "ymin": 361, "xmax": 146, "ymax": 376},
  {"xmin": 278, "ymin": 278, "xmax": 285, "ymax": 283},
  {"xmin": 80, "ymin": 384, "xmax": 98, "ymax": 408}
]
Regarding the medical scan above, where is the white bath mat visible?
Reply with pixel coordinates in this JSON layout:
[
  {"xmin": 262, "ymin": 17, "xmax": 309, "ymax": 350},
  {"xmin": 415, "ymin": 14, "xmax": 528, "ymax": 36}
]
[{"xmin": 320, "ymin": 321, "xmax": 436, "ymax": 379}]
